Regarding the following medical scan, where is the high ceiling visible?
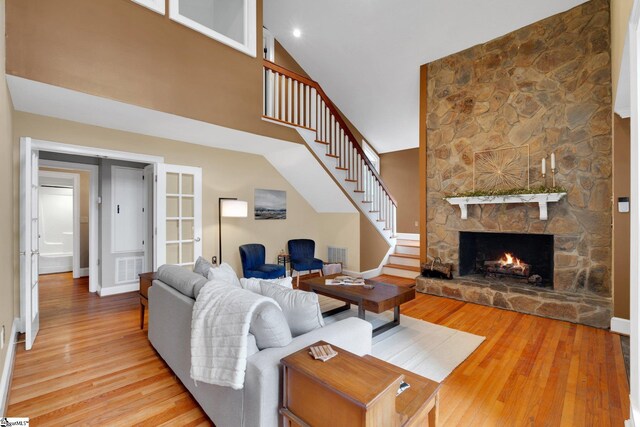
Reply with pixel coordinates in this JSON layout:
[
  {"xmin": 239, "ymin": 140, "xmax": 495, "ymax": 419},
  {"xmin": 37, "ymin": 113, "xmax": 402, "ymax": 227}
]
[{"xmin": 264, "ymin": 0, "xmax": 587, "ymax": 153}]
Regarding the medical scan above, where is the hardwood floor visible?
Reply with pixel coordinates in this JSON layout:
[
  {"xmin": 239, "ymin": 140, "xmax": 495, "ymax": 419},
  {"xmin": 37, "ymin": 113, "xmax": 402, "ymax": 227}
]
[{"xmin": 8, "ymin": 273, "xmax": 629, "ymax": 426}]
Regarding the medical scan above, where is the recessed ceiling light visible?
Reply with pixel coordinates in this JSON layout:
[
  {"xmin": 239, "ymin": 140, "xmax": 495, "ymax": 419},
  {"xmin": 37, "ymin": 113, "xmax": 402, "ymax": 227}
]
[{"xmin": 293, "ymin": 28, "xmax": 302, "ymax": 38}]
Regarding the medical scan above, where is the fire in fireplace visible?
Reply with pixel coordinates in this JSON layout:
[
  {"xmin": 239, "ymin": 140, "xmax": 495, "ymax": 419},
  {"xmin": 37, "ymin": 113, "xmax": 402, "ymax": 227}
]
[
  {"xmin": 459, "ymin": 232, "xmax": 554, "ymax": 286},
  {"xmin": 484, "ymin": 253, "xmax": 531, "ymax": 279}
]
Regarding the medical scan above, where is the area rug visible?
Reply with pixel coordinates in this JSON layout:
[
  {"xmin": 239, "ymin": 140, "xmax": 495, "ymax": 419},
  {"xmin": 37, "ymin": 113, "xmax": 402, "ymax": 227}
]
[{"xmin": 320, "ymin": 296, "xmax": 485, "ymax": 382}]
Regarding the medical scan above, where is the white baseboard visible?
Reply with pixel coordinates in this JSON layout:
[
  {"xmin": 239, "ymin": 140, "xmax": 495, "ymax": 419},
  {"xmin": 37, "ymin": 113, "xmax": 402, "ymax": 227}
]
[
  {"xmin": 77, "ymin": 268, "xmax": 89, "ymax": 277},
  {"xmin": 395, "ymin": 233, "xmax": 419, "ymax": 240},
  {"xmin": 0, "ymin": 318, "xmax": 19, "ymax": 416},
  {"xmin": 611, "ymin": 317, "xmax": 630, "ymax": 335},
  {"xmin": 627, "ymin": 402, "xmax": 640, "ymax": 427},
  {"xmin": 99, "ymin": 282, "xmax": 139, "ymax": 296}
]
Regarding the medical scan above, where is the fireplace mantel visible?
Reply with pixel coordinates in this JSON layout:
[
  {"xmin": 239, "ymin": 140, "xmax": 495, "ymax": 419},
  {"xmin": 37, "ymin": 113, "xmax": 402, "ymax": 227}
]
[{"xmin": 445, "ymin": 192, "xmax": 567, "ymax": 221}]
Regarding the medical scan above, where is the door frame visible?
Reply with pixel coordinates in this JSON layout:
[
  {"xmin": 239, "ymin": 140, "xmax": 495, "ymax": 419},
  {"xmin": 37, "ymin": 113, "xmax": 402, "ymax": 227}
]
[
  {"xmin": 37, "ymin": 169, "xmax": 81, "ymax": 277},
  {"xmin": 40, "ymin": 160, "xmax": 99, "ymax": 289},
  {"xmin": 24, "ymin": 138, "xmax": 164, "ymax": 297}
]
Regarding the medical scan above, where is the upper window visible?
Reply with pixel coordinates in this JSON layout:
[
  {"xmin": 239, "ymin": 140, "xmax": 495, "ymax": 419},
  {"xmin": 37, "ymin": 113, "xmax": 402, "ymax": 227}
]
[
  {"xmin": 131, "ymin": 0, "xmax": 166, "ymax": 15},
  {"xmin": 363, "ymin": 140, "xmax": 380, "ymax": 173},
  {"xmin": 169, "ymin": 0, "xmax": 257, "ymax": 57}
]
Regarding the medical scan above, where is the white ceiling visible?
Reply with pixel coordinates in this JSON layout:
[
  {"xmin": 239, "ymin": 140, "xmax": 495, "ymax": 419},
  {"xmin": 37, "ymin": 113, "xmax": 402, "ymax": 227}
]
[
  {"xmin": 264, "ymin": 0, "xmax": 587, "ymax": 153},
  {"xmin": 7, "ymin": 76, "xmax": 356, "ymax": 214}
]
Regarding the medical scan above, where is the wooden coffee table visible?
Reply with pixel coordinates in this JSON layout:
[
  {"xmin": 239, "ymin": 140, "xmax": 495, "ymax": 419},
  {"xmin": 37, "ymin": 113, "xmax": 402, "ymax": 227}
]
[{"xmin": 299, "ymin": 275, "xmax": 415, "ymax": 336}]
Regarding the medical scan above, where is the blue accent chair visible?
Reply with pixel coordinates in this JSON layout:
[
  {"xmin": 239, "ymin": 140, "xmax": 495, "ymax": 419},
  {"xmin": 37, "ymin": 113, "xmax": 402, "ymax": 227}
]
[
  {"xmin": 239, "ymin": 244, "xmax": 285, "ymax": 279},
  {"xmin": 288, "ymin": 239, "xmax": 324, "ymax": 286}
]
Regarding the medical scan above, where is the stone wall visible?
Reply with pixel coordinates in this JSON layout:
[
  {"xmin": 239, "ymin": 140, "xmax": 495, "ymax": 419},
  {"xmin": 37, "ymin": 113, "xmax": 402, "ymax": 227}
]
[{"xmin": 425, "ymin": 0, "xmax": 612, "ymax": 295}]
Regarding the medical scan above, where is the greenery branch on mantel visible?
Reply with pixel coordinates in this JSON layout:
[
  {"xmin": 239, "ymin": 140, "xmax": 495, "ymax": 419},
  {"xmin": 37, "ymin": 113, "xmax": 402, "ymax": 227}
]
[{"xmin": 444, "ymin": 186, "xmax": 567, "ymax": 199}]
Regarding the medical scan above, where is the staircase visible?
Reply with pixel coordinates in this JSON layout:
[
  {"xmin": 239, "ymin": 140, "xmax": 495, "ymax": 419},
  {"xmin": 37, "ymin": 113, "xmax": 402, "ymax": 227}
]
[
  {"xmin": 382, "ymin": 237, "xmax": 421, "ymax": 279},
  {"xmin": 262, "ymin": 60, "xmax": 396, "ymax": 245}
]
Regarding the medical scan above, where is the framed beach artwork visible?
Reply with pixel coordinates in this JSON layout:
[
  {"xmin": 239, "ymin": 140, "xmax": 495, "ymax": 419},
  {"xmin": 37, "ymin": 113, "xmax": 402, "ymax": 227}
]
[{"xmin": 254, "ymin": 189, "xmax": 286, "ymax": 220}]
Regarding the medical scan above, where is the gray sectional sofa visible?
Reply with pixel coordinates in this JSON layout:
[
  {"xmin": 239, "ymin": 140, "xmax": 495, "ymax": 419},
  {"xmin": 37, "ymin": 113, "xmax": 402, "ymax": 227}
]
[{"xmin": 148, "ymin": 270, "xmax": 372, "ymax": 427}]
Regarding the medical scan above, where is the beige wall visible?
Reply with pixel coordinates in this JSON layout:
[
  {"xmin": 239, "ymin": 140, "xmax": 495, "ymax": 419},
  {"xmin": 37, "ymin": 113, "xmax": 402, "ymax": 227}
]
[
  {"xmin": 0, "ymin": 0, "xmax": 16, "ymax": 395},
  {"xmin": 5, "ymin": 0, "xmax": 303, "ymax": 145},
  {"xmin": 380, "ymin": 149, "xmax": 420, "ymax": 234},
  {"xmin": 39, "ymin": 167, "xmax": 90, "ymax": 270},
  {"xmin": 611, "ymin": 0, "xmax": 633, "ymax": 100},
  {"xmin": 359, "ymin": 215, "xmax": 390, "ymax": 271},
  {"xmin": 613, "ymin": 114, "xmax": 631, "ymax": 319},
  {"xmin": 12, "ymin": 113, "xmax": 361, "ymax": 282}
]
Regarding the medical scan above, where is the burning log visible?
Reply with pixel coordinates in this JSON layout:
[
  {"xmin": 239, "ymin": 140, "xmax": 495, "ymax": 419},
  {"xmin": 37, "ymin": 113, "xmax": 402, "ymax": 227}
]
[{"xmin": 484, "ymin": 253, "xmax": 530, "ymax": 278}]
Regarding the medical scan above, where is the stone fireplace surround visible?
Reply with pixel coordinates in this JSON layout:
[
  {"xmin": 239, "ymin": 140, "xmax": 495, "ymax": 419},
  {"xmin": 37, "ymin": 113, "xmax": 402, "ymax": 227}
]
[{"xmin": 419, "ymin": 0, "xmax": 613, "ymax": 329}]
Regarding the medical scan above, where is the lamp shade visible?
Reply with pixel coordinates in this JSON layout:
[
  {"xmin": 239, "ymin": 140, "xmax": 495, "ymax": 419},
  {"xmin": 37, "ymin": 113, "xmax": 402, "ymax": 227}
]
[{"xmin": 221, "ymin": 199, "xmax": 248, "ymax": 218}]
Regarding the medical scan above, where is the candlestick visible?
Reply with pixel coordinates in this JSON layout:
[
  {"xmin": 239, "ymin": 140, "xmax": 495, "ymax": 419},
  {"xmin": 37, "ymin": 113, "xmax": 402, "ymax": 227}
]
[
  {"xmin": 550, "ymin": 153, "xmax": 555, "ymax": 170},
  {"xmin": 541, "ymin": 157, "xmax": 546, "ymax": 176}
]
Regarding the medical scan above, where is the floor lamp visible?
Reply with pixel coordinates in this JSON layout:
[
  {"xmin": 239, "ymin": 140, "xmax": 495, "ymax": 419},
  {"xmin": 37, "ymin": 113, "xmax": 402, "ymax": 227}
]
[{"xmin": 218, "ymin": 198, "xmax": 248, "ymax": 264}]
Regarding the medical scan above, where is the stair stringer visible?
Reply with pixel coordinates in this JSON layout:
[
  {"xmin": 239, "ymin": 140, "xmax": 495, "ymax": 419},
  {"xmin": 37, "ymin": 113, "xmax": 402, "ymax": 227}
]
[{"xmin": 294, "ymin": 128, "xmax": 396, "ymax": 247}]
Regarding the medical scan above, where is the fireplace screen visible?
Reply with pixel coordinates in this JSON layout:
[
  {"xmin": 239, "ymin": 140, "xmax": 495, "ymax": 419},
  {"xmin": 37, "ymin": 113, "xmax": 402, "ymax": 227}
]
[{"xmin": 459, "ymin": 232, "xmax": 554, "ymax": 286}]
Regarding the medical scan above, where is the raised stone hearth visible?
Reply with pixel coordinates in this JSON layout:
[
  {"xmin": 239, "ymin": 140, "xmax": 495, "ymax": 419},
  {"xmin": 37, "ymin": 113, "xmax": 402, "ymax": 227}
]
[{"xmin": 416, "ymin": 275, "xmax": 611, "ymax": 329}]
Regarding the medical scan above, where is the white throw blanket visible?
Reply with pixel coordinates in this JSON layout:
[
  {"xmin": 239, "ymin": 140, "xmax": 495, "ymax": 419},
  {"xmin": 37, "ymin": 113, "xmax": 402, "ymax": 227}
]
[{"xmin": 190, "ymin": 280, "xmax": 279, "ymax": 390}]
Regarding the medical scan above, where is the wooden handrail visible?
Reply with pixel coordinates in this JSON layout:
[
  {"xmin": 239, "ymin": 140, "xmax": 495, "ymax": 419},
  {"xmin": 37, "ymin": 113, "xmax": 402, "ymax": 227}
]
[{"xmin": 263, "ymin": 60, "xmax": 397, "ymax": 206}]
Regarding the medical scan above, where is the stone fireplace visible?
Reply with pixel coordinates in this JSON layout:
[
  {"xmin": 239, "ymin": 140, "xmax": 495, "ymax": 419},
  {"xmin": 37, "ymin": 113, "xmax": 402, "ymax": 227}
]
[{"xmin": 416, "ymin": 0, "xmax": 613, "ymax": 328}]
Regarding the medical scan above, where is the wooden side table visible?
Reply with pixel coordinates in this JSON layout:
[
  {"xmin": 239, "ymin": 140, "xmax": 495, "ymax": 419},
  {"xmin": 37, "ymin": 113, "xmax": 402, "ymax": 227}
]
[
  {"xmin": 139, "ymin": 272, "xmax": 157, "ymax": 329},
  {"xmin": 280, "ymin": 341, "xmax": 441, "ymax": 426}
]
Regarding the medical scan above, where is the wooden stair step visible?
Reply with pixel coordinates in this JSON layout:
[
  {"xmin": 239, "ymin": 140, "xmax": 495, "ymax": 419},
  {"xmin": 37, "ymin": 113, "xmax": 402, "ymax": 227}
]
[
  {"xmin": 326, "ymin": 154, "xmax": 339, "ymax": 158},
  {"xmin": 396, "ymin": 241, "xmax": 420, "ymax": 248},
  {"xmin": 315, "ymin": 140, "xmax": 330, "ymax": 145},
  {"xmin": 384, "ymin": 263, "xmax": 420, "ymax": 272},
  {"xmin": 391, "ymin": 253, "xmax": 419, "ymax": 259},
  {"xmin": 345, "ymin": 179, "xmax": 357, "ymax": 182},
  {"xmin": 354, "ymin": 190, "xmax": 365, "ymax": 193},
  {"xmin": 336, "ymin": 166, "xmax": 348, "ymax": 171}
]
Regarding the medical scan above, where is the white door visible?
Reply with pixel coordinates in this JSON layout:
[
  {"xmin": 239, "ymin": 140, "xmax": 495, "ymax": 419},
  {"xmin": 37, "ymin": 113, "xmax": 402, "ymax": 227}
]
[
  {"xmin": 155, "ymin": 164, "xmax": 202, "ymax": 269},
  {"xmin": 19, "ymin": 137, "xmax": 40, "ymax": 350}
]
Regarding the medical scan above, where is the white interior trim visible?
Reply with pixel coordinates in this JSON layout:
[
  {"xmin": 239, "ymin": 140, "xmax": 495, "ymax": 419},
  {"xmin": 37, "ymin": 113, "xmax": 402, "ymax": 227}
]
[
  {"xmin": 32, "ymin": 139, "xmax": 163, "ymax": 165},
  {"xmin": 38, "ymin": 170, "xmax": 81, "ymax": 278},
  {"xmin": 39, "ymin": 160, "xmax": 100, "ymax": 292},
  {"xmin": 0, "ymin": 318, "xmax": 19, "ymax": 416},
  {"xmin": 131, "ymin": 0, "xmax": 165, "ymax": 15},
  {"xmin": 611, "ymin": 317, "xmax": 631, "ymax": 336},
  {"xmin": 98, "ymin": 282, "xmax": 140, "ymax": 297},
  {"xmin": 78, "ymin": 267, "xmax": 89, "ymax": 277},
  {"xmin": 628, "ymin": 0, "xmax": 640, "ymax": 424},
  {"xmin": 168, "ymin": 0, "xmax": 257, "ymax": 57}
]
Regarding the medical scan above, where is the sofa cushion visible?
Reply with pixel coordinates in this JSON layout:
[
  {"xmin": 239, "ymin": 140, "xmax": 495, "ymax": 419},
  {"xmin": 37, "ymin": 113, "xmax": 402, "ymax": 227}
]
[
  {"xmin": 207, "ymin": 262, "xmax": 241, "ymax": 288},
  {"xmin": 259, "ymin": 282, "xmax": 325, "ymax": 337},
  {"xmin": 193, "ymin": 256, "xmax": 214, "ymax": 278},
  {"xmin": 240, "ymin": 276, "xmax": 293, "ymax": 294},
  {"xmin": 249, "ymin": 302, "xmax": 292, "ymax": 350},
  {"xmin": 157, "ymin": 264, "xmax": 208, "ymax": 299}
]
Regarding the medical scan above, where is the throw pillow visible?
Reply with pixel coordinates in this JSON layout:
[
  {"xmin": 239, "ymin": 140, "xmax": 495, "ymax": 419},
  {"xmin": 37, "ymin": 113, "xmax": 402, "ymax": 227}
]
[
  {"xmin": 249, "ymin": 302, "xmax": 293, "ymax": 350},
  {"xmin": 259, "ymin": 281, "xmax": 325, "ymax": 337},
  {"xmin": 193, "ymin": 256, "xmax": 214, "ymax": 278},
  {"xmin": 240, "ymin": 276, "xmax": 293, "ymax": 294},
  {"xmin": 157, "ymin": 264, "xmax": 208, "ymax": 299},
  {"xmin": 208, "ymin": 263, "xmax": 241, "ymax": 288}
]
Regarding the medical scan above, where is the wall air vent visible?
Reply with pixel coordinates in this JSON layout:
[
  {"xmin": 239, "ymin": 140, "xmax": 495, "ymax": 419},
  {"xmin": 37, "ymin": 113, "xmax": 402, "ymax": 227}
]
[
  {"xmin": 328, "ymin": 247, "xmax": 348, "ymax": 266},
  {"xmin": 115, "ymin": 256, "xmax": 144, "ymax": 284}
]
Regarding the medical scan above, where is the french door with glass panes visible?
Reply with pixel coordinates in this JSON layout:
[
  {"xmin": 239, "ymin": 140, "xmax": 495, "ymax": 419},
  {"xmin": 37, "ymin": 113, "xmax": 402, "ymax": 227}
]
[{"xmin": 155, "ymin": 164, "xmax": 202, "ymax": 269}]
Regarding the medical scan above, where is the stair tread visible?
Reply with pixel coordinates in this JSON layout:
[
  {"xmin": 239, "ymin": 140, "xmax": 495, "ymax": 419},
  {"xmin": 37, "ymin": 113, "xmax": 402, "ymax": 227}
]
[
  {"xmin": 396, "ymin": 241, "xmax": 420, "ymax": 248},
  {"xmin": 384, "ymin": 263, "xmax": 421, "ymax": 272},
  {"xmin": 390, "ymin": 253, "xmax": 420, "ymax": 259}
]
